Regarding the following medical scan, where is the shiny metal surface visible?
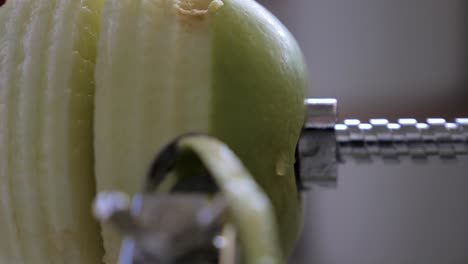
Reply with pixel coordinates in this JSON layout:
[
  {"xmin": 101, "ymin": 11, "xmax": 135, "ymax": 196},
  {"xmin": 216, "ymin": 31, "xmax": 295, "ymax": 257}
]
[
  {"xmin": 94, "ymin": 193, "xmax": 228, "ymax": 264},
  {"xmin": 304, "ymin": 98, "xmax": 338, "ymax": 128},
  {"xmin": 297, "ymin": 98, "xmax": 468, "ymax": 184},
  {"xmin": 336, "ymin": 117, "xmax": 468, "ymax": 159}
]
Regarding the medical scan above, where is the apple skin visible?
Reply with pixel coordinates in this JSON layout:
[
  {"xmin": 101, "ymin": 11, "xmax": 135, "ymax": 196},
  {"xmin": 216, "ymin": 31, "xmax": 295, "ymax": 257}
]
[{"xmin": 210, "ymin": 0, "xmax": 308, "ymax": 254}]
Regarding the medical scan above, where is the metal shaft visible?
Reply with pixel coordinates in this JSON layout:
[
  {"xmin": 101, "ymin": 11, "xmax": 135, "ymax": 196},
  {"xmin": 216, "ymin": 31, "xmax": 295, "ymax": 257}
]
[
  {"xmin": 335, "ymin": 117, "xmax": 468, "ymax": 160},
  {"xmin": 297, "ymin": 98, "xmax": 468, "ymax": 184}
]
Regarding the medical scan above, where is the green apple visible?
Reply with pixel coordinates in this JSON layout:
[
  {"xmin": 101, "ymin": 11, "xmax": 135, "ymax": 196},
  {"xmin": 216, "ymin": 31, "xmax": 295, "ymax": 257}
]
[
  {"xmin": 0, "ymin": 0, "xmax": 308, "ymax": 262},
  {"xmin": 94, "ymin": 0, "xmax": 308, "ymax": 262}
]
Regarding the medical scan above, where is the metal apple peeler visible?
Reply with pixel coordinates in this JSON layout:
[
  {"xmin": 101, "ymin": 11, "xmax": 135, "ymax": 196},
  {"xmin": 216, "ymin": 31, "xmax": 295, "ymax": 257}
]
[{"xmin": 94, "ymin": 98, "xmax": 468, "ymax": 264}]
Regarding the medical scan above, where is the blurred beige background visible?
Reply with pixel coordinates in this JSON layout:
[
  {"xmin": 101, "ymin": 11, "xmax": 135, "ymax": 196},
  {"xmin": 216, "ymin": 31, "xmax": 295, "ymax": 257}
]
[{"xmin": 255, "ymin": 0, "xmax": 468, "ymax": 263}]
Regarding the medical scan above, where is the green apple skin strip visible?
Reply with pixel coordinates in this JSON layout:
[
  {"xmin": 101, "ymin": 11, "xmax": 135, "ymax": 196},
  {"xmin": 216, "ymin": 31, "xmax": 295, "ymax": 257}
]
[{"xmin": 178, "ymin": 135, "xmax": 283, "ymax": 264}]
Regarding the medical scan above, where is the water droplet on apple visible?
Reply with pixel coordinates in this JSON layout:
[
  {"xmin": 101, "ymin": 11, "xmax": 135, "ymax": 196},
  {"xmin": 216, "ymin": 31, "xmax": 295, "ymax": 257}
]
[{"xmin": 276, "ymin": 155, "xmax": 289, "ymax": 176}]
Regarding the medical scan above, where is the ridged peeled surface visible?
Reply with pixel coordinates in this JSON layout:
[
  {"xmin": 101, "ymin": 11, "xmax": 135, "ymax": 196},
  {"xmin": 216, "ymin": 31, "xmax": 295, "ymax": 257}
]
[
  {"xmin": 0, "ymin": 0, "xmax": 104, "ymax": 263},
  {"xmin": 95, "ymin": 0, "xmax": 307, "ymax": 262},
  {"xmin": 95, "ymin": 0, "xmax": 214, "ymax": 261}
]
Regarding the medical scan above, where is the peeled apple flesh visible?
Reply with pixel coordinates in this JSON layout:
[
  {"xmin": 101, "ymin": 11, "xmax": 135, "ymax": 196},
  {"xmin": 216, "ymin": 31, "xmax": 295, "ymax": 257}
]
[
  {"xmin": 0, "ymin": 0, "xmax": 104, "ymax": 263},
  {"xmin": 0, "ymin": 0, "xmax": 308, "ymax": 263},
  {"xmin": 95, "ymin": 0, "xmax": 307, "ymax": 261}
]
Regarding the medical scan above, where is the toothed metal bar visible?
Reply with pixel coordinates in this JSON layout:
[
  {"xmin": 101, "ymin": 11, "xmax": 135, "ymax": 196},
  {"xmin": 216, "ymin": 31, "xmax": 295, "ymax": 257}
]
[
  {"xmin": 335, "ymin": 118, "xmax": 468, "ymax": 159},
  {"xmin": 297, "ymin": 98, "xmax": 468, "ymax": 184}
]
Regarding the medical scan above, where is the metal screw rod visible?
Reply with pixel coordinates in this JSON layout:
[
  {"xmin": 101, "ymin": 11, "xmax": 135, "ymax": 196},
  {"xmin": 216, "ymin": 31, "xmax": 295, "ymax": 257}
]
[
  {"xmin": 335, "ymin": 118, "xmax": 468, "ymax": 159},
  {"xmin": 297, "ymin": 98, "xmax": 468, "ymax": 183}
]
